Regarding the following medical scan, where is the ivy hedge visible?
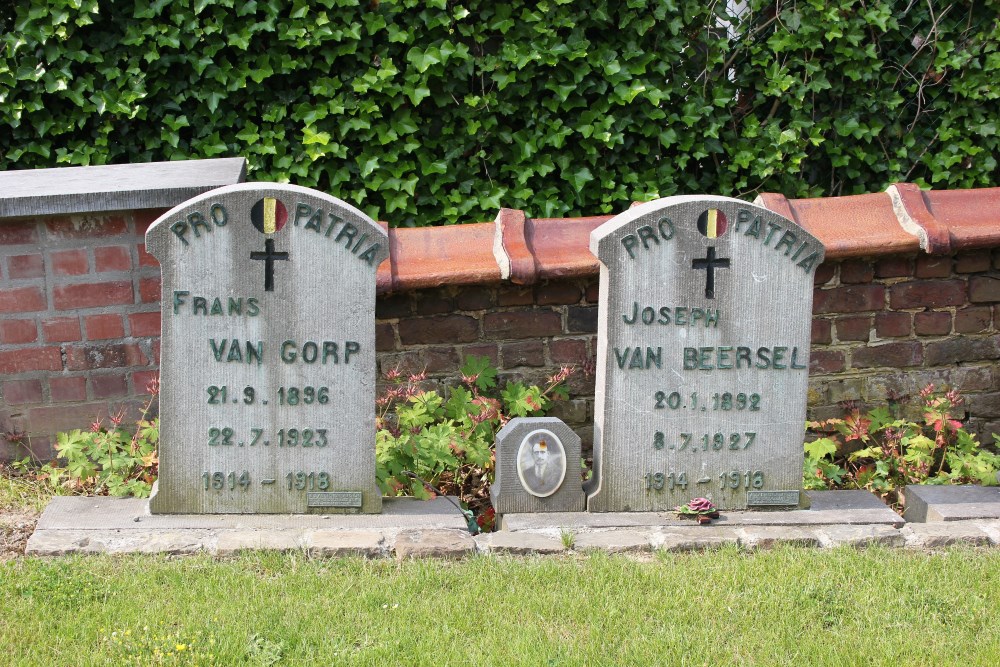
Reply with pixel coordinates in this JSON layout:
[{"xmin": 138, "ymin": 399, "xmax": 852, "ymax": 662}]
[{"xmin": 1, "ymin": 0, "xmax": 997, "ymax": 226}]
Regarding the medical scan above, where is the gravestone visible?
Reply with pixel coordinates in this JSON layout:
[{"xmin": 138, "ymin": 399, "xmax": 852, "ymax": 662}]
[
  {"xmin": 586, "ymin": 196, "xmax": 823, "ymax": 512},
  {"xmin": 146, "ymin": 183, "xmax": 388, "ymax": 513},
  {"xmin": 491, "ymin": 417, "xmax": 585, "ymax": 514}
]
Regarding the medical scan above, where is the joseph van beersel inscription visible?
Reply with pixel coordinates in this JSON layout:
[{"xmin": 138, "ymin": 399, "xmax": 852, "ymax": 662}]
[
  {"xmin": 146, "ymin": 183, "xmax": 388, "ymax": 514},
  {"xmin": 586, "ymin": 196, "xmax": 823, "ymax": 512}
]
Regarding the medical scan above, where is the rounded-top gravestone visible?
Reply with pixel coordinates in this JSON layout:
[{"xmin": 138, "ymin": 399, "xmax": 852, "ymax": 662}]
[
  {"xmin": 586, "ymin": 196, "xmax": 824, "ymax": 512},
  {"xmin": 146, "ymin": 183, "xmax": 388, "ymax": 514}
]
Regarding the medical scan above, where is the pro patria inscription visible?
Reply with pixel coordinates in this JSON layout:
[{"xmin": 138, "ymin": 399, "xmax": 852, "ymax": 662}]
[
  {"xmin": 586, "ymin": 196, "xmax": 823, "ymax": 512},
  {"xmin": 146, "ymin": 183, "xmax": 388, "ymax": 513}
]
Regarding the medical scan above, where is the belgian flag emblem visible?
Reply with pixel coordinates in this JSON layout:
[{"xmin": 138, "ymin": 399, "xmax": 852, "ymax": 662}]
[
  {"xmin": 250, "ymin": 197, "xmax": 288, "ymax": 234},
  {"xmin": 697, "ymin": 209, "xmax": 728, "ymax": 238}
]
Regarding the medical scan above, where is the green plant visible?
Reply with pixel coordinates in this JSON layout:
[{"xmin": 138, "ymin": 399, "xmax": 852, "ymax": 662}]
[
  {"xmin": 376, "ymin": 355, "xmax": 571, "ymax": 517},
  {"xmin": 2, "ymin": 2, "xmax": 997, "ymax": 226},
  {"xmin": 15, "ymin": 390, "xmax": 160, "ymax": 498},
  {"xmin": 803, "ymin": 385, "xmax": 1000, "ymax": 511}
]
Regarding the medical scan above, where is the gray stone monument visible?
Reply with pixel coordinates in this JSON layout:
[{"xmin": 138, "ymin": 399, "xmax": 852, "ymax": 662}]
[
  {"xmin": 491, "ymin": 417, "xmax": 585, "ymax": 513},
  {"xmin": 146, "ymin": 183, "xmax": 388, "ymax": 513},
  {"xmin": 586, "ymin": 196, "xmax": 823, "ymax": 512}
]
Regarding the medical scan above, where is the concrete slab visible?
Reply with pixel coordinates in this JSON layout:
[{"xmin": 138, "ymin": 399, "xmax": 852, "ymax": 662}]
[
  {"xmin": 27, "ymin": 496, "xmax": 471, "ymax": 556},
  {"xmin": 816, "ymin": 525, "xmax": 905, "ymax": 548},
  {"xmin": 738, "ymin": 526, "xmax": 823, "ymax": 549},
  {"xmin": 901, "ymin": 522, "xmax": 992, "ymax": 548},
  {"xmin": 394, "ymin": 530, "xmax": 476, "ymax": 560},
  {"xmin": 573, "ymin": 531, "xmax": 654, "ymax": 554},
  {"xmin": 653, "ymin": 527, "xmax": 740, "ymax": 552},
  {"xmin": 478, "ymin": 532, "xmax": 566, "ymax": 555},
  {"xmin": 902, "ymin": 485, "xmax": 1000, "ymax": 523}
]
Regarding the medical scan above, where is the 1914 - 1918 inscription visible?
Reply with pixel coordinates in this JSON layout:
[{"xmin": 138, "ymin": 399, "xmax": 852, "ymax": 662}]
[
  {"xmin": 586, "ymin": 196, "xmax": 823, "ymax": 512},
  {"xmin": 146, "ymin": 184, "xmax": 388, "ymax": 514}
]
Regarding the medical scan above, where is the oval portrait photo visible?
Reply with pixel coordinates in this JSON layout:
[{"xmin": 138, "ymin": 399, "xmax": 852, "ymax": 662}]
[{"xmin": 516, "ymin": 429, "xmax": 567, "ymax": 498}]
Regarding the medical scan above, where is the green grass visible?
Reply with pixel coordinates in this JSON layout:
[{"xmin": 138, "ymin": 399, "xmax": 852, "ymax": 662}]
[
  {"xmin": 2, "ymin": 547, "xmax": 999, "ymax": 666},
  {"xmin": 0, "ymin": 468, "xmax": 59, "ymax": 514}
]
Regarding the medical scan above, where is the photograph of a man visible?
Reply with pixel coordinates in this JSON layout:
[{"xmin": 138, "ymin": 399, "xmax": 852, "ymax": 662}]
[{"xmin": 516, "ymin": 429, "xmax": 566, "ymax": 498}]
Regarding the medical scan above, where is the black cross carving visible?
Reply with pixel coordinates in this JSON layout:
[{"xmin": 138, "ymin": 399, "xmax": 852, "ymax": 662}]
[
  {"xmin": 249, "ymin": 238, "xmax": 289, "ymax": 292},
  {"xmin": 691, "ymin": 246, "xmax": 730, "ymax": 299}
]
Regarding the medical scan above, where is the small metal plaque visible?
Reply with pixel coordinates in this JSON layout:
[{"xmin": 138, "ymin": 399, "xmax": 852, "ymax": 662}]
[
  {"xmin": 747, "ymin": 490, "xmax": 800, "ymax": 507},
  {"xmin": 307, "ymin": 491, "xmax": 363, "ymax": 508}
]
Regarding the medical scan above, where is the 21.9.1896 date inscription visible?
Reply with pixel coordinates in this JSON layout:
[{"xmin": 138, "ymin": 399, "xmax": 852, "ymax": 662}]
[{"xmin": 207, "ymin": 385, "xmax": 329, "ymax": 406}]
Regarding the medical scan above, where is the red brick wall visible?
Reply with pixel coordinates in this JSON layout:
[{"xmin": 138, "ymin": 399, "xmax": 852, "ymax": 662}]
[
  {"xmin": 0, "ymin": 210, "xmax": 167, "ymax": 459},
  {"xmin": 4, "ymin": 212, "xmax": 1000, "ymax": 461}
]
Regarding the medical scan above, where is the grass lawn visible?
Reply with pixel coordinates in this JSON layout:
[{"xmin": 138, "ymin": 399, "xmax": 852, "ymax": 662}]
[{"xmin": 2, "ymin": 546, "xmax": 999, "ymax": 666}]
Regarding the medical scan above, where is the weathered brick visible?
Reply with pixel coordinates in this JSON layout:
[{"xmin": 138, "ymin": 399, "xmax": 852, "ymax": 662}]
[
  {"xmin": 0, "ymin": 221, "xmax": 38, "ymax": 245},
  {"xmin": 955, "ymin": 251, "xmax": 992, "ymax": 273},
  {"xmin": 91, "ymin": 374, "xmax": 128, "ymax": 399},
  {"xmin": 835, "ymin": 316, "xmax": 871, "ymax": 342},
  {"xmin": 42, "ymin": 316, "xmax": 81, "ymax": 342},
  {"xmin": 889, "ymin": 280, "xmax": 966, "ymax": 309},
  {"xmin": 503, "ymin": 340, "xmax": 545, "ymax": 367},
  {"xmin": 134, "ymin": 209, "xmax": 169, "ymax": 235},
  {"xmin": 51, "ymin": 248, "xmax": 90, "ymax": 276},
  {"xmin": 375, "ymin": 322, "xmax": 395, "ymax": 351},
  {"xmin": 550, "ymin": 338, "xmax": 588, "ymax": 364},
  {"xmin": 65, "ymin": 343, "xmax": 146, "ymax": 371},
  {"xmin": 874, "ymin": 256, "xmax": 913, "ymax": 279},
  {"xmin": 874, "ymin": 312, "xmax": 911, "ymax": 338},
  {"xmin": 497, "ymin": 286, "xmax": 534, "ymax": 307},
  {"xmin": 0, "ymin": 286, "xmax": 46, "ymax": 313},
  {"xmin": 94, "ymin": 245, "xmax": 131, "ymax": 272},
  {"xmin": 585, "ymin": 281, "xmax": 600, "ymax": 303},
  {"xmin": 137, "ymin": 243, "xmax": 159, "ymax": 268},
  {"xmin": 84, "ymin": 314, "xmax": 125, "ymax": 340},
  {"xmin": 914, "ymin": 256, "xmax": 952, "ymax": 278},
  {"xmin": 3, "ymin": 379, "xmax": 43, "ymax": 405},
  {"xmin": 839, "ymin": 260, "xmax": 874, "ymax": 284},
  {"xmin": 0, "ymin": 347, "xmax": 62, "ymax": 374},
  {"xmin": 813, "ymin": 263, "xmax": 836, "ymax": 285},
  {"xmin": 809, "ymin": 350, "xmax": 845, "ymax": 374},
  {"xmin": 46, "ymin": 214, "xmax": 128, "ymax": 239},
  {"xmin": 484, "ymin": 310, "xmax": 563, "ymax": 339},
  {"xmin": 460, "ymin": 344, "xmax": 498, "ymax": 365},
  {"xmin": 567, "ymin": 306, "xmax": 598, "ymax": 333},
  {"xmin": 968, "ymin": 393, "xmax": 1000, "ymax": 419},
  {"xmin": 535, "ymin": 282, "xmax": 581, "ymax": 306},
  {"xmin": 49, "ymin": 376, "xmax": 87, "ymax": 402},
  {"xmin": 454, "ymin": 287, "xmax": 494, "ymax": 311},
  {"xmin": 378, "ymin": 351, "xmax": 423, "ymax": 377},
  {"xmin": 414, "ymin": 295, "xmax": 454, "ymax": 316},
  {"xmin": 28, "ymin": 403, "xmax": 113, "ymax": 434},
  {"xmin": 138, "ymin": 277, "xmax": 160, "ymax": 303},
  {"xmin": 954, "ymin": 307, "xmax": 992, "ymax": 333},
  {"xmin": 7, "ymin": 254, "xmax": 44, "ymax": 279},
  {"xmin": 398, "ymin": 315, "xmax": 478, "ymax": 345},
  {"xmin": 851, "ymin": 341, "xmax": 923, "ymax": 368},
  {"xmin": 132, "ymin": 370, "xmax": 160, "ymax": 395},
  {"xmin": 810, "ymin": 319, "xmax": 832, "ymax": 345},
  {"xmin": 423, "ymin": 347, "xmax": 460, "ymax": 373},
  {"xmin": 969, "ymin": 276, "xmax": 1000, "ymax": 303},
  {"xmin": 812, "ymin": 285, "xmax": 884, "ymax": 314},
  {"xmin": 54, "ymin": 281, "xmax": 134, "ymax": 310},
  {"xmin": 0, "ymin": 318, "xmax": 38, "ymax": 344},
  {"xmin": 375, "ymin": 294, "xmax": 411, "ymax": 319},
  {"xmin": 924, "ymin": 335, "xmax": 1000, "ymax": 366},
  {"xmin": 128, "ymin": 312, "xmax": 162, "ymax": 337},
  {"xmin": 913, "ymin": 311, "xmax": 951, "ymax": 336}
]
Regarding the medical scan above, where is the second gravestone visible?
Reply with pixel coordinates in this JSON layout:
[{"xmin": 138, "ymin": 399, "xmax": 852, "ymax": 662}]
[
  {"xmin": 147, "ymin": 183, "xmax": 388, "ymax": 513},
  {"xmin": 587, "ymin": 196, "xmax": 823, "ymax": 512}
]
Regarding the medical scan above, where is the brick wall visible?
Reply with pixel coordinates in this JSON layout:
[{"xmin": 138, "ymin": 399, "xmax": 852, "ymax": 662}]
[{"xmin": 0, "ymin": 209, "xmax": 167, "ymax": 459}]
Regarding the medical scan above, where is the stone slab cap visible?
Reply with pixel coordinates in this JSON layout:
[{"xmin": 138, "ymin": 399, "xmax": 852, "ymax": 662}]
[
  {"xmin": 491, "ymin": 417, "xmax": 585, "ymax": 514},
  {"xmin": 493, "ymin": 207, "xmax": 537, "ymax": 284},
  {"xmin": 756, "ymin": 190, "xmax": 919, "ymax": 259},
  {"xmin": 0, "ymin": 157, "xmax": 246, "ymax": 218},
  {"xmin": 893, "ymin": 185, "xmax": 1000, "ymax": 253},
  {"xmin": 902, "ymin": 484, "xmax": 1000, "ymax": 523}
]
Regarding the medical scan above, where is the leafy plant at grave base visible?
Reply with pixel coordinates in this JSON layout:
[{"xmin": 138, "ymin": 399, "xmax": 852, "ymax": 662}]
[
  {"xmin": 1, "ymin": 2, "xmax": 998, "ymax": 227},
  {"xmin": 376, "ymin": 355, "xmax": 572, "ymax": 525},
  {"xmin": 803, "ymin": 384, "xmax": 1000, "ymax": 513},
  {"xmin": 13, "ymin": 385, "xmax": 160, "ymax": 498}
]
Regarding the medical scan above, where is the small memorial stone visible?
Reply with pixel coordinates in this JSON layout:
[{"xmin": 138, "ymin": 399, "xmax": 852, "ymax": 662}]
[
  {"xmin": 491, "ymin": 417, "xmax": 585, "ymax": 513},
  {"xmin": 586, "ymin": 196, "xmax": 823, "ymax": 512},
  {"xmin": 146, "ymin": 183, "xmax": 388, "ymax": 513}
]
